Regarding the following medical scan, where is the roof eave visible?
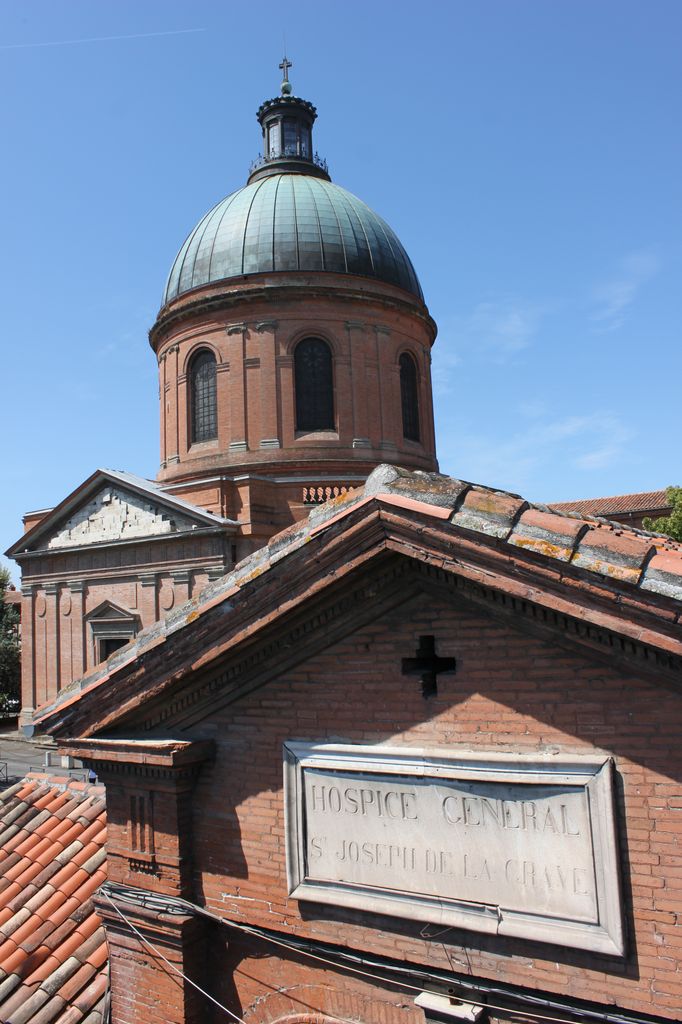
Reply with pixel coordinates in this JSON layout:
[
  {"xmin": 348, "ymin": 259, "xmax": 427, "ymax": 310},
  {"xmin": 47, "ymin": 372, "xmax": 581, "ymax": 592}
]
[{"xmin": 34, "ymin": 492, "xmax": 682, "ymax": 741}]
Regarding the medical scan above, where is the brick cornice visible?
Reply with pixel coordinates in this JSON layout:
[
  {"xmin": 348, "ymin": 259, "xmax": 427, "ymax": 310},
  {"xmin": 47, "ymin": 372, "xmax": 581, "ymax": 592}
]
[
  {"xmin": 38, "ymin": 498, "xmax": 682, "ymax": 740},
  {"xmin": 149, "ymin": 279, "xmax": 436, "ymax": 351}
]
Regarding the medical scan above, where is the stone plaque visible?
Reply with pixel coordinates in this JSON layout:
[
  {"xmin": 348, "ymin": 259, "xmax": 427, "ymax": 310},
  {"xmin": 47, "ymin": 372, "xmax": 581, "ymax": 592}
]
[{"xmin": 284, "ymin": 743, "xmax": 624, "ymax": 955}]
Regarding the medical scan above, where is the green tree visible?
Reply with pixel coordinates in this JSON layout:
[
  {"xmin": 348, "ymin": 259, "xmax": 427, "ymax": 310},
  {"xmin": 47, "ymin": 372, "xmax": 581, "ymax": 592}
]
[
  {"xmin": 643, "ymin": 486, "xmax": 682, "ymax": 542},
  {"xmin": 0, "ymin": 568, "xmax": 20, "ymax": 712}
]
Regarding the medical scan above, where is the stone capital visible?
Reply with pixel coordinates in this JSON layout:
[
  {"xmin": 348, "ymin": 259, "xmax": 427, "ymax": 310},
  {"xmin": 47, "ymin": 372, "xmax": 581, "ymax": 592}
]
[{"xmin": 226, "ymin": 322, "xmax": 247, "ymax": 335}]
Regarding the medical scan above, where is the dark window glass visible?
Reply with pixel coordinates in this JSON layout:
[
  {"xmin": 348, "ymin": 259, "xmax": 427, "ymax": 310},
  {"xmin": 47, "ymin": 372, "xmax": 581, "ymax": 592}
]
[
  {"xmin": 190, "ymin": 350, "xmax": 217, "ymax": 443},
  {"xmin": 283, "ymin": 119, "xmax": 298, "ymax": 156},
  {"xmin": 268, "ymin": 121, "xmax": 281, "ymax": 158},
  {"xmin": 295, "ymin": 338, "xmax": 334, "ymax": 431},
  {"xmin": 400, "ymin": 353, "xmax": 420, "ymax": 442},
  {"xmin": 99, "ymin": 637, "xmax": 128, "ymax": 662}
]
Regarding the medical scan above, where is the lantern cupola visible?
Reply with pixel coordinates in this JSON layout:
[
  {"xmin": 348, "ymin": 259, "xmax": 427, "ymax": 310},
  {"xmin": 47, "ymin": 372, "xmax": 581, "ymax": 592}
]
[{"xmin": 248, "ymin": 57, "xmax": 330, "ymax": 184}]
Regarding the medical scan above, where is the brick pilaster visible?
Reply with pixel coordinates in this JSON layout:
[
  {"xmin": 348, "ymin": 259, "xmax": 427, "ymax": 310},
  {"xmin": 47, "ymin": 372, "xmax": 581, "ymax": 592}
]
[
  {"xmin": 95, "ymin": 894, "xmax": 208, "ymax": 1024},
  {"xmin": 19, "ymin": 586, "xmax": 35, "ymax": 726},
  {"xmin": 58, "ymin": 737, "xmax": 214, "ymax": 1024}
]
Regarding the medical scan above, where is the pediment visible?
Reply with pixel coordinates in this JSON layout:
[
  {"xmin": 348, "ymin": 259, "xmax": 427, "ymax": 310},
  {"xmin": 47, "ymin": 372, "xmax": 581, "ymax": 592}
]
[
  {"xmin": 7, "ymin": 468, "xmax": 230, "ymax": 558},
  {"xmin": 41, "ymin": 485, "xmax": 200, "ymax": 550},
  {"xmin": 86, "ymin": 600, "xmax": 138, "ymax": 624}
]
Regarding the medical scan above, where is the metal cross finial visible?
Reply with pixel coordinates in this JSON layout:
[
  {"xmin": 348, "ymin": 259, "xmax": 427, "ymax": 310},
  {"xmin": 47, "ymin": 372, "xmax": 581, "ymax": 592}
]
[{"xmin": 279, "ymin": 56, "xmax": 292, "ymax": 82}]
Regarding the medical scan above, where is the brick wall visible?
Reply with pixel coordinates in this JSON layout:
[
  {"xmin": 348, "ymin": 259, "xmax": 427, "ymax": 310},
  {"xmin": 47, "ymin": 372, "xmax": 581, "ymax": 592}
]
[
  {"xmin": 154, "ymin": 273, "xmax": 438, "ymax": 492},
  {"xmin": 170, "ymin": 588, "xmax": 682, "ymax": 1020},
  {"xmin": 17, "ymin": 529, "xmax": 230, "ymax": 724}
]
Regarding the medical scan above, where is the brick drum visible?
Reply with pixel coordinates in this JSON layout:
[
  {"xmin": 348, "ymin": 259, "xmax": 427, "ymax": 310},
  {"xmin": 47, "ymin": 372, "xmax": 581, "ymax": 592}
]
[{"xmin": 152, "ymin": 270, "xmax": 439, "ymax": 547}]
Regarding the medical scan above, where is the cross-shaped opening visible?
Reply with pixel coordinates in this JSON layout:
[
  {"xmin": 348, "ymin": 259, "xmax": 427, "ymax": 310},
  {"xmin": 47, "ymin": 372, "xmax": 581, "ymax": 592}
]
[{"xmin": 401, "ymin": 635, "xmax": 456, "ymax": 699}]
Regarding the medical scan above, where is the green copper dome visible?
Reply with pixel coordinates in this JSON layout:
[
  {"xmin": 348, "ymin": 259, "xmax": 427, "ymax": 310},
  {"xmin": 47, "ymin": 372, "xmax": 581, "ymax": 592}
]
[{"xmin": 163, "ymin": 174, "xmax": 423, "ymax": 305}]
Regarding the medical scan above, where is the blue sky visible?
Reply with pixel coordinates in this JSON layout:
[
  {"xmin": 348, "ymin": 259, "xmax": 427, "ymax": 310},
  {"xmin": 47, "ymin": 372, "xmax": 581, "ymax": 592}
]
[{"xmin": 2, "ymin": 0, "xmax": 680, "ymax": 579}]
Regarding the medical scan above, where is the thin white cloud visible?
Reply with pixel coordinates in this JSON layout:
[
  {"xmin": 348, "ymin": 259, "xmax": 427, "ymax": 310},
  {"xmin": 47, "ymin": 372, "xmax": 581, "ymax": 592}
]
[
  {"xmin": 465, "ymin": 300, "xmax": 544, "ymax": 355},
  {"xmin": 432, "ymin": 299, "xmax": 546, "ymax": 393},
  {"xmin": 431, "ymin": 349, "xmax": 462, "ymax": 396},
  {"xmin": 518, "ymin": 399, "xmax": 548, "ymax": 419},
  {"xmin": 0, "ymin": 28, "xmax": 205, "ymax": 51},
  {"xmin": 591, "ymin": 249, "xmax": 660, "ymax": 332},
  {"xmin": 438, "ymin": 410, "xmax": 633, "ymax": 493}
]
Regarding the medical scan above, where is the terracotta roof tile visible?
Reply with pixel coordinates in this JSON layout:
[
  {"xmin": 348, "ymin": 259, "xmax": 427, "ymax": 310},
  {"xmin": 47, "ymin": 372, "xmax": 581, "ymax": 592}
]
[
  {"xmin": 0, "ymin": 944, "xmax": 26, "ymax": 975},
  {"xmin": 55, "ymin": 1003, "xmax": 92, "ymax": 1024},
  {"xmin": 46, "ymin": 896, "xmax": 81, "ymax": 931},
  {"xmin": 0, "ymin": 776, "xmax": 108, "ymax": 1024},
  {"xmin": 0, "ymin": 972, "xmax": 21, "ymax": 1003},
  {"xmin": 29, "ymin": 997, "xmax": 68, "ymax": 1024},
  {"xmin": 451, "ymin": 487, "xmax": 528, "ymax": 539},
  {"xmin": 30, "ymin": 889, "xmax": 62, "ymax": 922},
  {"xmin": 641, "ymin": 549, "xmax": 682, "ymax": 600},
  {"xmin": 571, "ymin": 525, "xmax": 654, "ymax": 583},
  {"xmin": 550, "ymin": 489, "xmax": 670, "ymax": 517},
  {"xmin": 0, "ymin": 980, "xmax": 43, "ymax": 1021},
  {"xmin": 53, "ymin": 960, "xmax": 97, "ymax": 1003},
  {"xmin": 75, "ymin": 971, "xmax": 107, "ymax": 1008},
  {"xmin": 31, "ymin": 466, "xmax": 682, "ymax": 736},
  {"xmin": 1, "ymin": 907, "xmax": 32, "ymax": 938},
  {"xmin": 509, "ymin": 508, "xmax": 588, "ymax": 561}
]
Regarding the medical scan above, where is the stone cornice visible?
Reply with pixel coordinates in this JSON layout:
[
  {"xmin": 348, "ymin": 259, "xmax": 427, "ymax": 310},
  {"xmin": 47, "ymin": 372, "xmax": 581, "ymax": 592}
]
[
  {"xmin": 13, "ymin": 525, "xmax": 233, "ymax": 565},
  {"xmin": 57, "ymin": 737, "xmax": 214, "ymax": 780}
]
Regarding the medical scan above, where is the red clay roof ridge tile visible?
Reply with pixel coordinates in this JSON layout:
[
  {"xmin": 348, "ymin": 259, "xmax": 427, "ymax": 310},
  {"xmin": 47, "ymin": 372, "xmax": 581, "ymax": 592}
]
[
  {"xmin": 32, "ymin": 465, "xmax": 682, "ymax": 729},
  {"xmin": 550, "ymin": 489, "xmax": 670, "ymax": 516}
]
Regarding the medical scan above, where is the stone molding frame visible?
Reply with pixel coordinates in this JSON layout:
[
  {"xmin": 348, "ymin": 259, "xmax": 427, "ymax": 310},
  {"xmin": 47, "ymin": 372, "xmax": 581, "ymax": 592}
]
[
  {"xmin": 284, "ymin": 742, "xmax": 625, "ymax": 957},
  {"xmin": 85, "ymin": 600, "xmax": 141, "ymax": 664}
]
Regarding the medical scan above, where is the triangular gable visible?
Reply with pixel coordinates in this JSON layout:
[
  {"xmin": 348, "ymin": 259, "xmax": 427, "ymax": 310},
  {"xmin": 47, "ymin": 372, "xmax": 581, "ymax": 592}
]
[
  {"xmin": 85, "ymin": 599, "xmax": 139, "ymax": 624},
  {"xmin": 6, "ymin": 468, "xmax": 234, "ymax": 557},
  {"xmin": 33, "ymin": 465, "xmax": 682, "ymax": 739}
]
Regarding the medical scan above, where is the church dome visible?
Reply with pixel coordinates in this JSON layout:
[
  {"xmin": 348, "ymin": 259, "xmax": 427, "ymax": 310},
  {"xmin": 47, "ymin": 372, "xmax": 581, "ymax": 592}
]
[{"xmin": 163, "ymin": 174, "xmax": 423, "ymax": 305}]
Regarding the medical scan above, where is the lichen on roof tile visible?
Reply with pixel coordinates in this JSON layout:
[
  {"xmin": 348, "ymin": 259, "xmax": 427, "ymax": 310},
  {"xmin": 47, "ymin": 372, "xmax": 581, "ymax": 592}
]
[
  {"xmin": 364, "ymin": 464, "xmax": 470, "ymax": 510},
  {"xmin": 641, "ymin": 550, "xmax": 682, "ymax": 600},
  {"xmin": 509, "ymin": 508, "xmax": 588, "ymax": 562},
  {"xmin": 571, "ymin": 524, "xmax": 654, "ymax": 584},
  {"xmin": 451, "ymin": 486, "xmax": 528, "ymax": 539},
  {"xmin": 31, "ymin": 465, "xmax": 682, "ymax": 734}
]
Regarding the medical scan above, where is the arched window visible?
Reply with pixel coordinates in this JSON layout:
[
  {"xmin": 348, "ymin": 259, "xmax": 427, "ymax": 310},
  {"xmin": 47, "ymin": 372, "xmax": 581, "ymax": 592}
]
[
  {"xmin": 294, "ymin": 338, "xmax": 334, "ymax": 431},
  {"xmin": 399, "ymin": 352, "xmax": 420, "ymax": 442},
  {"xmin": 189, "ymin": 350, "xmax": 217, "ymax": 443}
]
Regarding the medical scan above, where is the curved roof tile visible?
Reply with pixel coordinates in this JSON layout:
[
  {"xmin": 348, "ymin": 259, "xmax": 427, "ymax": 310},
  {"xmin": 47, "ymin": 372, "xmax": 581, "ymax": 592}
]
[
  {"xmin": 33, "ymin": 465, "xmax": 682, "ymax": 739},
  {"xmin": 0, "ymin": 776, "xmax": 108, "ymax": 1024}
]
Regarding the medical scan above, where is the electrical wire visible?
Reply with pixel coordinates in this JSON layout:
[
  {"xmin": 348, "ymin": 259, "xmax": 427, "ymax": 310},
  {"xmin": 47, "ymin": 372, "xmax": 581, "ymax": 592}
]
[
  {"xmin": 102, "ymin": 884, "xmax": 658, "ymax": 1024},
  {"xmin": 230, "ymin": 919, "xmax": 590, "ymax": 1024},
  {"xmin": 102, "ymin": 887, "xmax": 385, "ymax": 1024},
  {"xmin": 101, "ymin": 888, "xmax": 246, "ymax": 1023}
]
